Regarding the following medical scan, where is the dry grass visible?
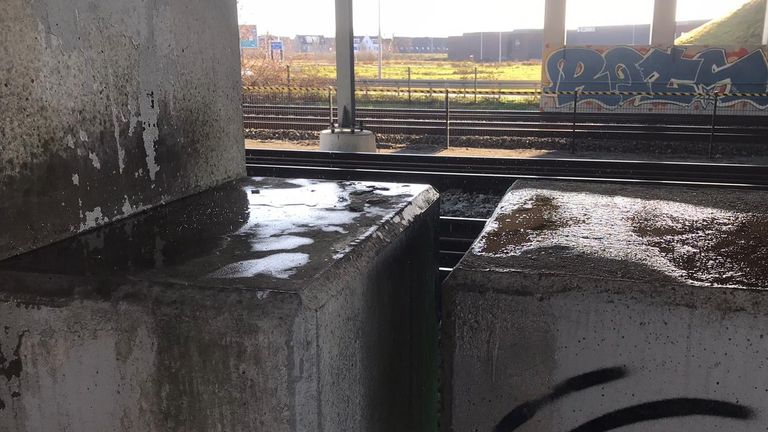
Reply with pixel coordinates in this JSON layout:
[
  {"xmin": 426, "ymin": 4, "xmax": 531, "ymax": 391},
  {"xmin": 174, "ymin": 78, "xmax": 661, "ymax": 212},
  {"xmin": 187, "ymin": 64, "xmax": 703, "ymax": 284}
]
[
  {"xmin": 242, "ymin": 50, "xmax": 542, "ymax": 87},
  {"xmin": 676, "ymin": 0, "xmax": 765, "ymax": 46}
]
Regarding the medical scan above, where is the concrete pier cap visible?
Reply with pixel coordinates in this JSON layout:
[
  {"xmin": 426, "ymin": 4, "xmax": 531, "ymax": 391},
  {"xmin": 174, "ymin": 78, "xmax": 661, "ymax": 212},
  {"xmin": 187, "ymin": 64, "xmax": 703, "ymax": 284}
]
[
  {"xmin": 443, "ymin": 179, "xmax": 768, "ymax": 432},
  {"xmin": 0, "ymin": 177, "xmax": 439, "ymax": 432},
  {"xmin": 319, "ymin": 128, "xmax": 378, "ymax": 153}
]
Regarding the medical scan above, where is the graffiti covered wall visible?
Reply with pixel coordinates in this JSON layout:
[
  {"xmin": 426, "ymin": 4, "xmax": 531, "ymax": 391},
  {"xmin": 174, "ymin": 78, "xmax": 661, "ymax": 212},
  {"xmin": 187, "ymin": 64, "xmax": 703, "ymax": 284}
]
[{"xmin": 541, "ymin": 46, "xmax": 768, "ymax": 114}]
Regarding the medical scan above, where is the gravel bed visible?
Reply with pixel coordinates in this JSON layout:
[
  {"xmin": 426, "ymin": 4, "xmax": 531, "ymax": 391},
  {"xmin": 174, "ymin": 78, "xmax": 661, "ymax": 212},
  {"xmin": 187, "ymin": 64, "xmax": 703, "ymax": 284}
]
[
  {"xmin": 440, "ymin": 189, "xmax": 503, "ymax": 219},
  {"xmin": 245, "ymin": 129, "xmax": 767, "ymax": 158}
]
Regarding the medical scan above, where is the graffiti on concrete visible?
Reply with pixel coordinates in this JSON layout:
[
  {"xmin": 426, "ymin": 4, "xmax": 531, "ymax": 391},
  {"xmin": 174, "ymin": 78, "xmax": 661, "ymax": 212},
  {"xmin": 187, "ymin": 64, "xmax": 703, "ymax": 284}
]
[
  {"xmin": 544, "ymin": 46, "xmax": 768, "ymax": 110},
  {"xmin": 494, "ymin": 366, "xmax": 754, "ymax": 432}
]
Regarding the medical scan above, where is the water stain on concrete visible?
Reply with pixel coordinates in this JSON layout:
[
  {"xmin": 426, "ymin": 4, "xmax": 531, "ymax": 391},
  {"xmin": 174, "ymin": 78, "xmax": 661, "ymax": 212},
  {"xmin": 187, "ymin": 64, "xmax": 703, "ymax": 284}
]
[{"xmin": 480, "ymin": 195, "xmax": 563, "ymax": 254}]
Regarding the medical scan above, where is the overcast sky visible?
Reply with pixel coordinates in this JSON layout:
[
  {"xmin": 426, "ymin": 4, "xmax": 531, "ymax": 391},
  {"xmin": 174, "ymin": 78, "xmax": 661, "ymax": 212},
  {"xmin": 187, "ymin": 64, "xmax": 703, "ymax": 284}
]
[{"xmin": 238, "ymin": 0, "xmax": 751, "ymax": 37}]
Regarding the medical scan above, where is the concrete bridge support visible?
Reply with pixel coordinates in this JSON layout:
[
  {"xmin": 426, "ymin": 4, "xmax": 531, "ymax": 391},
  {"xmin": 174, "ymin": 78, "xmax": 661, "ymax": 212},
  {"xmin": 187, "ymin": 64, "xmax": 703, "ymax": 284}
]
[
  {"xmin": 651, "ymin": 0, "xmax": 678, "ymax": 45},
  {"xmin": 0, "ymin": 0, "xmax": 245, "ymax": 260},
  {"xmin": 442, "ymin": 180, "xmax": 768, "ymax": 432},
  {"xmin": 320, "ymin": 0, "xmax": 377, "ymax": 152},
  {"xmin": 543, "ymin": 0, "xmax": 567, "ymax": 52},
  {"xmin": 763, "ymin": 0, "xmax": 768, "ymax": 46}
]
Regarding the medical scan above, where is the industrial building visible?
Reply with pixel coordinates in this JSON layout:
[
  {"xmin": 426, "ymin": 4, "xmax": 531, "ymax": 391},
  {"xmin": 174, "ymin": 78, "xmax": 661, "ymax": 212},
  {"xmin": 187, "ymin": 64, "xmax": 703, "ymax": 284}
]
[{"xmin": 448, "ymin": 20, "xmax": 708, "ymax": 61}]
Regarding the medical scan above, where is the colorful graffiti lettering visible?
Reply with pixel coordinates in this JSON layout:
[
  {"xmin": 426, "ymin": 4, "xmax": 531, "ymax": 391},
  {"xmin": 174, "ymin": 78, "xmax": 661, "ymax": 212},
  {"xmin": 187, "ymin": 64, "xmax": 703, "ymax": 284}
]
[{"xmin": 544, "ymin": 46, "xmax": 768, "ymax": 110}]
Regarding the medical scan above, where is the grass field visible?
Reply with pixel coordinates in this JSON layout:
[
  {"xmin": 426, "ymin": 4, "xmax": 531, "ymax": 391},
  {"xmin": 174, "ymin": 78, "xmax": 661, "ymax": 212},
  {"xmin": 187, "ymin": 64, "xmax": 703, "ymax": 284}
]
[
  {"xmin": 243, "ymin": 52, "xmax": 542, "ymax": 86},
  {"xmin": 289, "ymin": 54, "xmax": 542, "ymax": 82}
]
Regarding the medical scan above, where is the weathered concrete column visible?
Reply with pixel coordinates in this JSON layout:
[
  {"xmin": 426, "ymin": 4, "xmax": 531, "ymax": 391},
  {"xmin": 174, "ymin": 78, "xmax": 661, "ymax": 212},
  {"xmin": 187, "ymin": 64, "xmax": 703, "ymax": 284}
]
[
  {"xmin": 543, "ymin": 0, "xmax": 567, "ymax": 51},
  {"xmin": 762, "ymin": 0, "xmax": 768, "ymax": 46},
  {"xmin": 0, "ymin": 0, "xmax": 245, "ymax": 260},
  {"xmin": 335, "ymin": 0, "xmax": 355, "ymax": 128},
  {"xmin": 650, "ymin": 0, "xmax": 677, "ymax": 45}
]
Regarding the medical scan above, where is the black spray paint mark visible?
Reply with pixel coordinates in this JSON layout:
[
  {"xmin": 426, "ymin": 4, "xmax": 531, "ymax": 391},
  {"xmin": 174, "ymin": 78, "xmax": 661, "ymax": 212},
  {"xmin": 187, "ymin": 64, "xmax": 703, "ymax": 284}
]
[
  {"xmin": 495, "ymin": 367, "xmax": 754, "ymax": 432},
  {"xmin": 0, "ymin": 331, "xmax": 29, "ymax": 411},
  {"xmin": 0, "ymin": 331, "xmax": 27, "ymax": 382},
  {"xmin": 495, "ymin": 367, "xmax": 628, "ymax": 432},
  {"xmin": 569, "ymin": 398, "xmax": 753, "ymax": 432}
]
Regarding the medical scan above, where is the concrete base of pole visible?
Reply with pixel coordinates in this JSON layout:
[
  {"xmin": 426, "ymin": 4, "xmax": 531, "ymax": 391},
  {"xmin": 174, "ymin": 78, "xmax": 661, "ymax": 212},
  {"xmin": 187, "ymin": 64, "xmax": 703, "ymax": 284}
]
[{"xmin": 320, "ymin": 129, "xmax": 377, "ymax": 153}]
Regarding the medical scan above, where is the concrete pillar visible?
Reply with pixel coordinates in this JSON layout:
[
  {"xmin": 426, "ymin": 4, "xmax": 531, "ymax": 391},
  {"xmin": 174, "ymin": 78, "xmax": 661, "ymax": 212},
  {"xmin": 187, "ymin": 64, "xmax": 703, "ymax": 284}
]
[
  {"xmin": 763, "ymin": 0, "xmax": 768, "ymax": 46},
  {"xmin": 650, "ymin": 0, "xmax": 677, "ymax": 46},
  {"xmin": 0, "ymin": 0, "xmax": 244, "ymax": 260},
  {"xmin": 322, "ymin": 0, "xmax": 376, "ymax": 152},
  {"xmin": 543, "ymin": 0, "xmax": 567, "ymax": 51},
  {"xmin": 335, "ymin": 0, "xmax": 355, "ymax": 128}
]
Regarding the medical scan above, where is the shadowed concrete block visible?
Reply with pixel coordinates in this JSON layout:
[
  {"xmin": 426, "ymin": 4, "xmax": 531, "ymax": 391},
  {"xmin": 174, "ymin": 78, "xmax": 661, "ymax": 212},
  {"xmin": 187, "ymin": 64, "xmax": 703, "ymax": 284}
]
[
  {"xmin": 0, "ymin": 178, "xmax": 439, "ymax": 432},
  {"xmin": 442, "ymin": 180, "xmax": 768, "ymax": 432},
  {"xmin": 0, "ymin": 0, "xmax": 244, "ymax": 260}
]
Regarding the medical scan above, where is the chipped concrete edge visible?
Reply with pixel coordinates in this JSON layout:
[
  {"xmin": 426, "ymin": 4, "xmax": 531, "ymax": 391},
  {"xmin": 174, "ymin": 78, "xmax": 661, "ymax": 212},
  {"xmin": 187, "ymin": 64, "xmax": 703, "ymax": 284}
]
[
  {"xmin": 445, "ymin": 266, "xmax": 768, "ymax": 315},
  {"xmin": 299, "ymin": 186, "xmax": 440, "ymax": 310}
]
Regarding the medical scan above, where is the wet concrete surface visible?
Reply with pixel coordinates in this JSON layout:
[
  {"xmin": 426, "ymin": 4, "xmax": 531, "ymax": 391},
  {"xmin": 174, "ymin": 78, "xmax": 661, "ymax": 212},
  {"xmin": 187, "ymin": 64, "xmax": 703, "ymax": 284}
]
[
  {"xmin": 443, "ymin": 180, "xmax": 768, "ymax": 432},
  {"xmin": 0, "ymin": 177, "xmax": 440, "ymax": 432},
  {"xmin": 470, "ymin": 181, "xmax": 768, "ymax": 289},
  {"xmin": 0, "ymin": 177, "xmax": 433, "ymax": 293}
]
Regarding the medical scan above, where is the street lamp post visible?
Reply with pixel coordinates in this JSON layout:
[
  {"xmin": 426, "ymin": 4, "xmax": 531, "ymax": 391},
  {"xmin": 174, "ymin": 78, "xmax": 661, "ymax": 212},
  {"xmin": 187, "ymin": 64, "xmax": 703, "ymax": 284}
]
[
  {"xmin": 480, "ymin": 32, "xmax": 484, "ymax": 62},
  {"xmin": 499, "ymin": 31, "xmax": 502, "ymax": 63},
  {"xmin": 378, "ymin": 0, "xmax": 383, "ymax": 80}
]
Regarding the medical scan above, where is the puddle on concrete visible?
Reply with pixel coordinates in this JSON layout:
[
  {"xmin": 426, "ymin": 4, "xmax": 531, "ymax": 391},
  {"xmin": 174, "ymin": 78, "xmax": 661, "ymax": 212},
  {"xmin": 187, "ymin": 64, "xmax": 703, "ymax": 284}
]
[
  {"xmin": 251, "ymin": 235, "xmax": 315, "ymax": 252},
  {"xmin": 208, "ymin": 253, "xmax": 311, "ymax": 279}
]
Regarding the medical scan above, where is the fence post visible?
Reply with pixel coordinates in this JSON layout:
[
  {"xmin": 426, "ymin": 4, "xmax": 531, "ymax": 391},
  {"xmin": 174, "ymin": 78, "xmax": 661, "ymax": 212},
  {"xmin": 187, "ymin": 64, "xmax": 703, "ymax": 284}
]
[
  {"xmin": 445, "ymin": 88, "xmax": 450, "ymax": 148},
  {"xmin": 709, "ymin": 93, "xmax": 719, "ymax": 160},
  {"xmin": 407, "ymin": 67, "xmax": 412, "ymax": 103},
  {"xmin": 474, "ymin": 67, "xmax": 478, "ymax": 103},
  {"xmin": 328, "ymin": 87, "xmax": 334, "ymax": 128},
  {"xmin": 571, "ymin": 91, "xmax": 579, "ymax": 154},
  {"xmin": 286, "ymin": 65, "xmax": 291, "ymax": 103}
]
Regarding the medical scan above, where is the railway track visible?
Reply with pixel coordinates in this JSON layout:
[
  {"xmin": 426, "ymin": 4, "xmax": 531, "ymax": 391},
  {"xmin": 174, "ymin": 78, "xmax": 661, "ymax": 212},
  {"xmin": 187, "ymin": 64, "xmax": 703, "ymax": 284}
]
[
  {"xmin": 439, "ymin": 216, "xmax": 487, "ymax": 281},
  {"xmin": 245, "ymin": 149, "xmax": 768, "ymax": 190},
  {"xmin": 243, "ymin": 105, "xmax": 768, "ymax": 143}
]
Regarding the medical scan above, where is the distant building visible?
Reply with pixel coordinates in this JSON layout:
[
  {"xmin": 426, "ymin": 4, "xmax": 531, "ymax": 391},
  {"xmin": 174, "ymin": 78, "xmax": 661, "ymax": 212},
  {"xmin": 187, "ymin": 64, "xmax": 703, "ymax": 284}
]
[
  {"xmin": 393, "ymin": 37, "xmax": 449, "ymax": 54},
  {"xmin": 354, "ymin": 36, "xmax": 380, "ymax": 52},
  {"xmin": 447, "ymin": 20, "xmax": 709, "ymax": 62},
  {"xmin": 295, "ymin": 35, "xmax": 335, "ymax": 53}
]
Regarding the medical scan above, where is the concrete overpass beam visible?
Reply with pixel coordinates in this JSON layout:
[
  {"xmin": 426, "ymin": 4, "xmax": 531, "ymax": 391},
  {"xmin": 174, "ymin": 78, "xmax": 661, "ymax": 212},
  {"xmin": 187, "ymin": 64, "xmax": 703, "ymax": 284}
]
[{"xmin": 650, "ymin": 0, "xmax": 677, "ymax": 46}]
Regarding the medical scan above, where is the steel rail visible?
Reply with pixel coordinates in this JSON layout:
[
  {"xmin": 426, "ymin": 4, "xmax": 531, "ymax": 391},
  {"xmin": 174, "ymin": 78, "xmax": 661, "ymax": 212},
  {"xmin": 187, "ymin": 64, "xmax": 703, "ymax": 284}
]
[
  {"xmin": 242, "ymin": 104, "xmax": 767, "ymax": 126},
  {"xmin": 245, "ymin": 149, "xmax": 768, "ymax": 190}
]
